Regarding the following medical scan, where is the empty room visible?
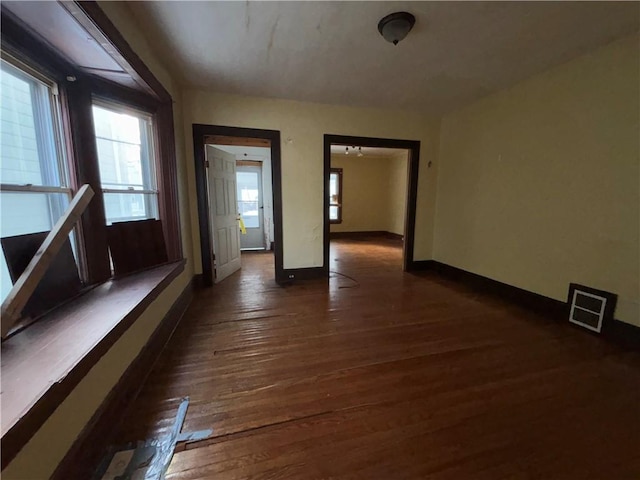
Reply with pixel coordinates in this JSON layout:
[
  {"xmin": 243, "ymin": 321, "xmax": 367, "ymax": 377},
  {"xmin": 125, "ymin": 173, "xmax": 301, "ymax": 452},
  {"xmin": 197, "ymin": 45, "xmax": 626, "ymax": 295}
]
[{"xmin": 0, "ymin": 1, "xmax": 638, "ymax": 479}]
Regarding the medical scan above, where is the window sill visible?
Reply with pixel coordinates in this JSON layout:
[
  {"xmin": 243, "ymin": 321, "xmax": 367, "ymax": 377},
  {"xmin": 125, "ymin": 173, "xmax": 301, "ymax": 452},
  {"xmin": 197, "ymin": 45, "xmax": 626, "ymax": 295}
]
[{"xmin": 0, "ymin": 259, "xmax": 185, "ymax": 468}]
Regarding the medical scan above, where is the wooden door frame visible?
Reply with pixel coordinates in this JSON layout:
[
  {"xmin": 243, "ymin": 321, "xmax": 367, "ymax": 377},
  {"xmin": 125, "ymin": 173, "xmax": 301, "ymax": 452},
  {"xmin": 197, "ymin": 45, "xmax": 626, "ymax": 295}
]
[
  {"xmin": 323, "ymin": 134, "xmax": 421, "ymax": 273},
  {"xmin": 193, "ymin": 124, "xmax": 283, "ymax": 286}
]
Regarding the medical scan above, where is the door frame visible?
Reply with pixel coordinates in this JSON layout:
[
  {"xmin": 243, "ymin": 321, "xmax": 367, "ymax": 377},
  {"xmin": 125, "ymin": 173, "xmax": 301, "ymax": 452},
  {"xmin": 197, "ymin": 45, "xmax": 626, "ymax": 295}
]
[
  {"xmin": 193, "ymin": 124, "xmax": 283, "ymax": 286},
  {"xmin": 323, "ymin": 134, "xmax": 421, "ymax": 273}
]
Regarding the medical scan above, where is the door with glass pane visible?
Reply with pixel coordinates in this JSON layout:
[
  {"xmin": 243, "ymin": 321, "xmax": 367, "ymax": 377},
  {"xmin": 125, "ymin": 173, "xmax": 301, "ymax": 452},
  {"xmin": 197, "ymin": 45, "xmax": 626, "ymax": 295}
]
[{"xmin": 236, "ymin": 165, "xmax": 265, "ymax": 250}]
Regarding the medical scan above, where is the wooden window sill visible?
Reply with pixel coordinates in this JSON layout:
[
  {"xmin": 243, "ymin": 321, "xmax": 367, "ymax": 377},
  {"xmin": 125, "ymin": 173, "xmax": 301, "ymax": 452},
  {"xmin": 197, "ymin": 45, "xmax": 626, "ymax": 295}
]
[{"xmin": 0, "ymin": 259, "xmax": 186, "ymax": 468}]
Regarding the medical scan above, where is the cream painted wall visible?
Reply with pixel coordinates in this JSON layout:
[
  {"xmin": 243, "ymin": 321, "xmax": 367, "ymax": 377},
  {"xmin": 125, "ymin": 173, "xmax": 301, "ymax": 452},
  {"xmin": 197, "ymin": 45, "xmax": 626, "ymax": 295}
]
[
  {"xmin": 435, "ymin": 33, "xmax": 640, "ymax": 326},
  {"xmin": 183, "ymin": 91, "xmax": 441, "ymax": 271},
  {"xmin": 330, "ymin": 153, "xmax": 408, "ymax": 235},
  {"xmin": 387, "ymin": 152, "xmax": 409, "ymax": 236},
  {"xmin": 3, "ymin": 3, "xmax": 196, "ymax": 478}
]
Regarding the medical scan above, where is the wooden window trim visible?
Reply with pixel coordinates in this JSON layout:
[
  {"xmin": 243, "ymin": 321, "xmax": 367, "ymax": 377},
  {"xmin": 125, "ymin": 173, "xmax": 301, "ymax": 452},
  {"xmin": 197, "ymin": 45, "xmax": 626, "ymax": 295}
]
[
  {"xmin": 0, "ymin": 2, "xmax": 183, "ymax": 286},
  {"xmin": 329, "ymin": 168, "xmax": 343, "ymax": 224}
]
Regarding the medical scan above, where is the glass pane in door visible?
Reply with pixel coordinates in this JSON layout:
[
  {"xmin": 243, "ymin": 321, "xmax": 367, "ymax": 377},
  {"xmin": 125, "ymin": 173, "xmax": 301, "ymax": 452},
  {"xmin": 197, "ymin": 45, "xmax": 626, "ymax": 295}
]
[{"xmin": 237, "ymin": 171, "xmax": 260, "ymax": 228}]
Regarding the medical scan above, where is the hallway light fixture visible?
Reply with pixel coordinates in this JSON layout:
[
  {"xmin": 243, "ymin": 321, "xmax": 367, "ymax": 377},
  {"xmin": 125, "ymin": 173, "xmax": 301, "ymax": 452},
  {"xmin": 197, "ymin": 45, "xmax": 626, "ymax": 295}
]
[
  {"xmin": 378, "ymin": 12, "xmax": 415, "ymax": 45},
  {"xmin": 357, "ymin": 147, "xmax": 363, "ymax": 157},
  {"xmin": 345, "ymin": 146, "xmax": 349, "ymax": 155}
]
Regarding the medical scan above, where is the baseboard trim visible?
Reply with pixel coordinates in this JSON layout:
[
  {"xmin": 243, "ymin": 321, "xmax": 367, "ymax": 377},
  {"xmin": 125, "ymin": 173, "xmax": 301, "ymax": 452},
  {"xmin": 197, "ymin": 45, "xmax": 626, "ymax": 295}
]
[
  {"xmin": 428, "ymin": 261, "xmax": 567, "ymax": 319},
  {"xmin": 277, "ymin": 267, "xmax": 326, "ymax": 284},
  {"xmin": 407, "ymin": 260, "xmax": 435, "ymax": 271},
  {"xmin": 605, "ymin": 318, "xmax": 640, "ymax": 349},
  {"xmin": 330, "ymin": 231, "xmax": 403, "ymax": 241},
  {"xmin": 414, "ymin": 261, "xmax": 640, "ymax": 348},
  {"xmin": 51, "ymin": 277, "xmax": 195, "ymax": 480},
  {"xmin": 193, "ymin": 273, "xmax": 204, "ymax": 288}
]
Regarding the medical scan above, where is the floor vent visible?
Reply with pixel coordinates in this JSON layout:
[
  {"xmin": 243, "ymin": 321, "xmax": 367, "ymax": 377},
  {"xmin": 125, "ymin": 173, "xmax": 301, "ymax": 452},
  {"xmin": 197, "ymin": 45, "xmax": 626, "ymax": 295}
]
[{"xmin": 568, "ymin": 283, "xmax": 617, "ymax": 333}]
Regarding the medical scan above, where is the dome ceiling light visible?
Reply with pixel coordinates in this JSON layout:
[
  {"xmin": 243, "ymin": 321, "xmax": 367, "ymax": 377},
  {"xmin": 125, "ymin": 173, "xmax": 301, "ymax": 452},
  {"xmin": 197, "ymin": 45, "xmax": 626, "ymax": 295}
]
[{"xmin": 377, "ymin": 12, "xmax": 416, "ymax": 45}]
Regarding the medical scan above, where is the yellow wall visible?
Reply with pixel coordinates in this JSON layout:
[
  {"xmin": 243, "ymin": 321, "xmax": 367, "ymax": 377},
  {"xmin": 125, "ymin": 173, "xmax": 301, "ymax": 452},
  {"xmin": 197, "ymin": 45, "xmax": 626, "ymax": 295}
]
[
  {"xmin": 331, "ymin": 154, "xmax": 390, "ymax": 233},
  {"xmin": 387, "ymin": 152, "xmax": 409, "ymax": 236},
  {"xmin": 182, "ymin": 91, "xmax": 441, "ymax": 270},
  {"xmin": 3, "ymin": 2, "xmax": 196, "ymax": 478},
  {"xmin": 435, "ymin": 33, "xmax": 640, "ymax": 326},
  {"xmin": 330, "ymin": 153, "xmax": 408, "ymax": 234}
]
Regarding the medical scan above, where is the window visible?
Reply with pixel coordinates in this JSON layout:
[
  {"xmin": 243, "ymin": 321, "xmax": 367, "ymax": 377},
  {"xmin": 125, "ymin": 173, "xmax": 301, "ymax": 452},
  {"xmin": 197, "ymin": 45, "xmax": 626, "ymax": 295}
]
[
  {"xmin": 0, "ymin": 57, "xmax": 75, "ymax": 302},
  {"xmin": 92, "ymin": 103, "xmax": 158, "ymax": 224},
  {"xmin": 0, "ymin": 5, "xmax": 182, "ymax": 338},
  {"xmin": 329, "ymin": 168, "xmax": 343, "ymax": 224}
]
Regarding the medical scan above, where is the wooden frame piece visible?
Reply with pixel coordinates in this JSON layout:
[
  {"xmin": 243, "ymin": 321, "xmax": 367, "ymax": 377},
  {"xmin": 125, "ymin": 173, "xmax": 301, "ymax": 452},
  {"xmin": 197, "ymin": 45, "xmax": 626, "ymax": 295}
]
[
  {"xmin": 204, "ymin": 135, "xmax": 271, "ymax": 148},
  {"xmin": 193, "ymin": 124, "xmax": 283, "ymax": 286},
  {"xmin": 323, "ymin": 134, "xmax": 421, "ymax": 273},
  {"xmin": 1, "ymin": 185, "xmax": 94, "ymax": 337}
]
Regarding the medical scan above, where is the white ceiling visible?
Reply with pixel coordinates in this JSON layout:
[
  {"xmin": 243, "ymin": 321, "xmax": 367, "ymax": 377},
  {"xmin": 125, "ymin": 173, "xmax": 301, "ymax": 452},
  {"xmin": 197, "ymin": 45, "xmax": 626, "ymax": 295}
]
[{"xmin": 128, "ymin": 1, "xmax": 639, "ymax": 114}]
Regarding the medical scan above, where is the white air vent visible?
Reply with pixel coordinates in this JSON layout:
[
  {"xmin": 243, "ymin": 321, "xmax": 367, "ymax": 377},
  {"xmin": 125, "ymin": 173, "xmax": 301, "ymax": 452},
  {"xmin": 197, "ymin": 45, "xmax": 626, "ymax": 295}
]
[{"xmin": 568, "ymin": 284, "xmax": 616, "ymax": 333}]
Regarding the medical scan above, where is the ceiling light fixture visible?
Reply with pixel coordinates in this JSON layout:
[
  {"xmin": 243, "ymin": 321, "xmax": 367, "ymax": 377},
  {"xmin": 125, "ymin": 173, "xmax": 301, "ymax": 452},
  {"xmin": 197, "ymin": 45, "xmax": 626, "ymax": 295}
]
[
  {"xmin": 345, "ymin": 146, "xmax": 349, "ymax": 155},
  {"xmin": 377, "ymin": 12, "xmax": 415, "ymax": 45},
  {"xmin": 357, "ymin": 147, "xmax": 363, "ymax": 157}
]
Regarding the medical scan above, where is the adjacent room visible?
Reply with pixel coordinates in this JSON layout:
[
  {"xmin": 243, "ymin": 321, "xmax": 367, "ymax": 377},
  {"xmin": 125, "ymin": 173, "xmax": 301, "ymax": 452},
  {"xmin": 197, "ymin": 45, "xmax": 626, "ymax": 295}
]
[
  {"xmin": 0, "ymin": 1, "xmax": 638, "ymax": 479},
  {"xmin": 328, "ymin": 144, "xmax": 410, "ymax": 282}
]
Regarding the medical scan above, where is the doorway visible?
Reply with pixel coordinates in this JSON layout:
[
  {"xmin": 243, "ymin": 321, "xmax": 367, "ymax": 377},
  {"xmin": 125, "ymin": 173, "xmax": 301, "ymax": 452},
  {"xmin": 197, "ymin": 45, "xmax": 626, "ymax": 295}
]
[
  {"xmin": 193, "ymin": 125, "xmax": 284, "ymax": 287},
  {"xmin": 236, "ymin": 162, "xmax": 265, "ymax": 250},
  {"xmin": 329, "ymin": 145, "xmax": 409, "ymax": 261},
  {"xmin": 323, "ymin": 134, "xmax": 421, "ymax": 274}
]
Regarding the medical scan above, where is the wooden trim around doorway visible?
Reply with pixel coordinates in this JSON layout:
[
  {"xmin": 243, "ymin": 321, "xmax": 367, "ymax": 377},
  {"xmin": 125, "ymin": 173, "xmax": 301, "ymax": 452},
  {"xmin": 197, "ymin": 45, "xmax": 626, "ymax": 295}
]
[
  {"xmin": 323, "ymin": 134, "xmax": 421, "ymax": 275},
  {"xmin": 193, "ymin": 125, "xmax": 283, "ymax": 286}
]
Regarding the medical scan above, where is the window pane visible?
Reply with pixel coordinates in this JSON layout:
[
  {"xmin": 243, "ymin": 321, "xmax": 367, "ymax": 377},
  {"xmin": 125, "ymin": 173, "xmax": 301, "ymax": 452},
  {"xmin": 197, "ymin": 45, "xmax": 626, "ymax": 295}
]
[
  {"xmin": 0, "ymin": 60, "xmax": 63, "ymax": 187},
  {"xmin": 0, "ymin": 191, "xmax": 72, "ymax": 302},
  {"xmin": 237, "ymin": 171, "xmax": 260, "ymax": 228},
  {"xmin": 329, "ymin": 206, "xmax": 339, "ymax": 221},
  {"xmin": 95, "ymin": 137, "xmax": 143, "ymax": 189},
  {"xmin": 92, "ymin": 104, "xmax": 158, "ymax": 224},
  {"xmin": 0, "ymin": 60, "xmax": 72, "ymax": 303},
  {"xmin": 93, "ymin": 105, "xmax": 153, "ymax": 189},
  {"xmin": 103, "ymin": 192, "xmax": 159, "ymax": 224},
  {"xmin": 330, "ymin": 173, "xmax": 338, "ymax": 199}
]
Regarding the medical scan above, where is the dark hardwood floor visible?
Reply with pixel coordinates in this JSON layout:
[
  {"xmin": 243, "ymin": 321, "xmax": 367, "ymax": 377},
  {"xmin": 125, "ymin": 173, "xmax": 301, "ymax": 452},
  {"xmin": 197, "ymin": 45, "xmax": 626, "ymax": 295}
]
[{"xmin": 114, "ymin": 237, "xmax": 640, "ymax": 479}]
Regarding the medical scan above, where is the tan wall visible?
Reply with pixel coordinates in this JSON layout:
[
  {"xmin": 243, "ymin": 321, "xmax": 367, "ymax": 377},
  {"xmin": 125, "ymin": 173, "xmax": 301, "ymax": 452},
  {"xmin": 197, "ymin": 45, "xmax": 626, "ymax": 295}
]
[
  {"xmin": 387, "ymin": 152, "xmax": 409, "ymax": 235},
  {"xmin": 182, "ymin": 91, "xmax": 441, "ymax": 270},
  {"xmin": 330, "ymin": 155, "xmax": 392, "ymax": 233},
  {"xmin": 3, "ymin": 3, "xmax": 196, "ymax": 478},
  {"xmin": 434, "ymin": 33, "xmax": 640, "ymax": 326},
  {"xmin": 330, "ymin": 153, "xmax": 408, "ymax": 235}
]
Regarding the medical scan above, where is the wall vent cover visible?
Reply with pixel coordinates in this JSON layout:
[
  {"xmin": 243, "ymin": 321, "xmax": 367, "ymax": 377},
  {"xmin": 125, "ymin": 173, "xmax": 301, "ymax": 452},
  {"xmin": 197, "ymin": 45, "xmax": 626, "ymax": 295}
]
[{"xmin": 568, "ymin": 283, "xmax": 617, "ymax": 333}]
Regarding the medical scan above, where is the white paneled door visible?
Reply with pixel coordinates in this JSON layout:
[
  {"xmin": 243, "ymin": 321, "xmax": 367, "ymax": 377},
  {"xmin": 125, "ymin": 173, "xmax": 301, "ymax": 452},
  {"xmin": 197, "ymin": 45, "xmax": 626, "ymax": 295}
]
[{"xmin": 206, "ymin": 146, "xmax": 241, "ymax": 283}]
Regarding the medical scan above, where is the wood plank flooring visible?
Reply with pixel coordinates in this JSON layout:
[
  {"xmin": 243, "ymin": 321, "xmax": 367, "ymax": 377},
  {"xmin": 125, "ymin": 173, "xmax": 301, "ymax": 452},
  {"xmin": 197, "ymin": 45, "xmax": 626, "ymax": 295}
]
[{"xmin": 114, "ymin": 238, "xmax": 640, "ymax": 479}]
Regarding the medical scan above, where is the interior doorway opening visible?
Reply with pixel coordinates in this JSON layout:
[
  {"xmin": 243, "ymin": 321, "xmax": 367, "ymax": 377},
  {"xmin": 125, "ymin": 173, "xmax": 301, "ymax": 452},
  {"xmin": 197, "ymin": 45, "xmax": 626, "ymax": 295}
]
[
  {"xmin": 193, "ymin": 125, "xmax": 283, "ymax": 287},
  {"xmin": 323, "ymin": 134, "xmax": 421, "ymax": 274},
  {"xmin": 328, "ymin": 145, "xmax": 410, "ymax": 267},
  {"xmin": 205, "ymin": 136, "xmax": 274, "ymax": 283}
]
